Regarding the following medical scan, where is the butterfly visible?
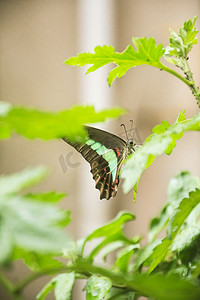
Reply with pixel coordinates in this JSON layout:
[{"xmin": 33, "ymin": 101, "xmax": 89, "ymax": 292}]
[{"xmin": 62, "ymin": 122, "xmax": 137, "ymax": 200}]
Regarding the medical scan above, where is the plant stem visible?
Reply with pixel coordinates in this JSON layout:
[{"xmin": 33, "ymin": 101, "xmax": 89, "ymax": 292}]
[
  {"xmin": 159, "ymin": 63, "xmax": 193, "ymax": 87},
  {"xmin": 14, "ymin": 260, "xmax": 151, "ymax": 299},
  {"xmin": 0, "ymin": 271, "xmax": 23, "ymax": 300},
  {"xmin": 14, "ymin": 261, "xmax": 133, "ymax": 294},
  {"xmin": 184, "ymin": 58, "xmax": 200, "ymax": 108},
  {"xmin": 160, "ymin": 62, "xmax": 200, "ymax": 108}
]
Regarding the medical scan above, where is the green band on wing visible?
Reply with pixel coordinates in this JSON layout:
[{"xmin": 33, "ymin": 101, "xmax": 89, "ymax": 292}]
[
  {"xmin": 103, "ymin": 150, "xmax": 118, "ymax": 180},
  {"xmin": 86, "ymin": 140, "xmax": 118, "ymax": 181},
  {"xmin": 91, "ymin": 142, "xmax": 102, "ymax": 150},
  {"xmin": 96, "ymin": 145, "xmax": 107, "ymax": 155},
  {"xmin": 86, "ymin": 139, "xmax": 95, "ymax": 146}
]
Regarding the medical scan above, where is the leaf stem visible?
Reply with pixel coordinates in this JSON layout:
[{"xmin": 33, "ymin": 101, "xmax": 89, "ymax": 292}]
[
  {"xmin": 0, "ymin": 271, "xmax": 23, "ymax": 300},
  {"xmin": 160, "ymin": 62, "xmax": 200, "ymax": 108},
  {"xmin": 14, "ymin": 261, "xmax": 138, "ymax": 295},
  {"xmin": 159, "ymin": 63, "xmax": 194, "ymax": 87}
]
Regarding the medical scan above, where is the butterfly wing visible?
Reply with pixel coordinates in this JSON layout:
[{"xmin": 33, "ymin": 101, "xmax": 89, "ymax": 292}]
[{"xmin": 62, "ymin": 126, "xmax": 127, "ymax": 200}]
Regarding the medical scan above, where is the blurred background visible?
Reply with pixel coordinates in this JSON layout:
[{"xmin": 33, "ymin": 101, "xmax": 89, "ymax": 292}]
[{"xmin": 0, "ymin": 0, "xmax": 200, "ymax": 299}]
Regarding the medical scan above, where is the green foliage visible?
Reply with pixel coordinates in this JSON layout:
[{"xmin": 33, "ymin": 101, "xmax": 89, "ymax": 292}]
[
  {"xmin": 81, "ymin": 211, "xmax": 140, "ymax": 263},
  {"xmin": 0, "ymin": 166, "xmax": 48, "ymax": 195},
  {"xmin": 134, "ymin": 172, "xmax": 200, "ymax": 273},
  {"xmin": 0, "ymin": 167, "xmax": 71, "ymax": 265},
  {"xmin": 37, "ymin": 272, "xmax": 75, "ymax": 300},
  {"xmin": 0, "ymin": 101, "xmax": 125, "ymax": 141},
  {"xmin": 0, "ymin": 16, "xmax": 200, "ymax": 300},
  {"xmin": 85, "ymin": 275, "xmax": 112, "ymax": 300},
  {"xmin": 65, "ymin": 16, "xmax": 200, "ymax": 106},
  {"xmin": 65, "ymin": 38, "xmax": 164, "ymax": 86},
  {"xmin": 165, "ymin": 16, "xmax": 198, "ymax": 61},
  {"xmin": 121, "ymin": 112, "xmax": 200, "ymax": 194},
  {"xmin": 147, "ymin": 189, "xmax": 200, "ymax": 273}
]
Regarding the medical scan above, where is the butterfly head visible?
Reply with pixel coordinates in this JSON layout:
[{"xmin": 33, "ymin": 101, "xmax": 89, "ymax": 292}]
[
  {"xmin": 127, "ymin": 139, "xmax": 136, "ymax": 154},
  {"xmin": 121, "ymin": 121, "xmax": 137, "ymax": 155}
]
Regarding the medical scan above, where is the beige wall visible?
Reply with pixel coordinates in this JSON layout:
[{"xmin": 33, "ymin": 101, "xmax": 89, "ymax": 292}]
[{"xmin": 0, "ymin": 1, "xmax": 200, "ymax": 299}]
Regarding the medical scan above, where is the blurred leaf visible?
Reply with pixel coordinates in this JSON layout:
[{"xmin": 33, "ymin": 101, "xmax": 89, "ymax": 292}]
[
  {"xmin": 149, "ymin": 171, "xmax": 200, "ymax": 242},
  {"xmin": 167, "ymin": 171, "xmax": 200, "ymax": 205},
  {"xmin": 65, "ymin": 38, "xmax": 164, "ymax": 86},
  {"xmin": 172, "ymin": 225, "xmax": 200, "ymax": 257},
  {"xmin": 191, "ymin": 260, "xmax": 200, "ymax": 278},
  {"xmin": 106, "ymin": 288, "xmax": 136, "ymax": 300},
  {"xmin": 148, "ymin": 204, "xmax": 169, "ymax": 242},
  {"xmin": 167, "ymin": 189, "xmax": 200, "ymax": 238},
  {"xmin": 0, "ymin": 101, "xmax": 125, "ymax": 141},
  {"xmin": 25, "ymin": 191, "xmax": 66, "ymax": 203},
  {"xmin": 121, "ymin": 113, "xmax": 200, "ymax": 194},
  {"xmin": 54, "ymin": 273, "xmax": 75, "ymax": 300},
  {"xmin": 85, "ymin": 275, "xmax": 112, "ymax": 300},
  {"xmin": 37, "ymin": 273, "xmax": 75, "ymax": 300},
  {"xmin": 71, "ymin": 258, "xmax": 200, "ymax": 300},
  {"xmin": 128, "ymin": 272, "xmax": 200, "ymax": 300},
  {"xmin": 13, "ymin": 248, "xmax": 63, "ymax": 271},
  {"xmin": 0, "ymin": 194, "xmax": 71, "ymax": 264},
  {"xmin": 0, "ymin": 166, "xmax": 48, "ymax": 196},
  {"xmin": 0, "ymin": 102, "xmax": 12, "ymax": 116},
  {"xmin": 148, "ymin": 189, "xmax": 200, "ymax": 273},
  {"xmin": 36, "ymin": 278, "xmax": 56, "ymax": 300}
]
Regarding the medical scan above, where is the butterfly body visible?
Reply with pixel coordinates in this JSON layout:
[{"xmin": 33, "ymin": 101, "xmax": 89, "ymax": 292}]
[{"xmin": 63, "ymin": 126, "xmax": 136, "ymax": 200}]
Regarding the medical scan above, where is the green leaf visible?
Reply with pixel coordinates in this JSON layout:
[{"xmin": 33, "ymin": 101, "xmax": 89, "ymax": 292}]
[
  {"xmin": 133, "ymin": 240, "xmax": 161, "ymax": 270},
  {"xmin": 167, "ymin": 171, "xmax": 200, "ymax": 205},
  {"xmin": 37, "ymin": 273, "xmax": 75, "ymax": 300},
  {"xmin": 54, "ymin": 273, "xmax": 75, "ymax": 300},
  {"xmin": 116, "ymin": 244, "xmax": 139, "ymax": 272},
  {"xmin": 128, "ymin": 272, "xmax": 200, "ymax": 300},
  {"xmin": 148, "ymin": 189, "xmax": 200, "ymax": 273},
  {"xmin": 148, "ymin": 204, "xmax": 170, "ymax": 242},
  {"xmin": 176, "ymin": 110, "xmax": 186, "ymax": 122},
  {"xmin": 165, "ymin": 16, "xmax": 198, "ymax": 65},
  {"xmin": 106, "ymin": 288, "xmax": 136, "ymax": 300},
  {"xmin": 179, "ymin": 16, "xmax": 198, "ymax": 54},
  {"xmin": 152, "ymin": 120, "xmax": 170, "ymax": 134},
  {"xmin": 0, "ymin": 166, "xmax": 48, "ymax": 196},
  {"xmin": 167, "ymin": 189, "xmax": 200, "ymax": 238},
  {"xmin": 13, "ymin": 248, "xmax": 63, "ymax": 271},
  {"xmin": 81, "ymin": 212, "xmax": 136, "ymax": 261},
  {"xmin": 83, "ymin": 212, "xmax": 135, "ymax": 258},
  {"xmin": 25, "ymin": 191, "xmax": 66, "ymax": 203},
  {"xmin": 0, "ymin": 194, "xmax": 71, "ymax": 264},
  {"xmin": 100, "ymin": 241, "xmax": 125, "ymax": 262},
  {"xmin": 171, "ymin": 224, "xmax": 200, "ymax": 256},
  {"xmin": 85, "ymin": 275, "xmax": 112, "ymax": 300},
  {"xmin": 0, "ymin": 101, "xmax": 125, "ymax": 141},
  {"xmin": 36, "ymin": 278, "xmax": 56, "ymax": 300},
  {"xmin": 121, "ymin": 113, "xmax": 200, "ymax": 194},
  {"xmin": 0, "ymin": 225, "xmax": 13, "ymax": 264},
  {"xmin": 85, "ymin": 212, "xmax": 135, "ymax": 241},
  {"xmin": 74, "ymin": 259, "xmax": 200, "ymax": 300},
  {"xmin": 65, "ymin": 38, "xmax": 164, "ymax": 86},
  {"xmin": 148, "ymin": 171, "xmax": 200, "ymax": 242}
]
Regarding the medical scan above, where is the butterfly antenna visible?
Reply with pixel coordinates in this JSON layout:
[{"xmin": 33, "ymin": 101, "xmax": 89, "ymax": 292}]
[
  {"xmin": 130, "ymin": 120, "xmax": 133, "ymax": 139},
  {"xmin": 120, "ymin": 123, "xmax": 129, "ymax": 140}
]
